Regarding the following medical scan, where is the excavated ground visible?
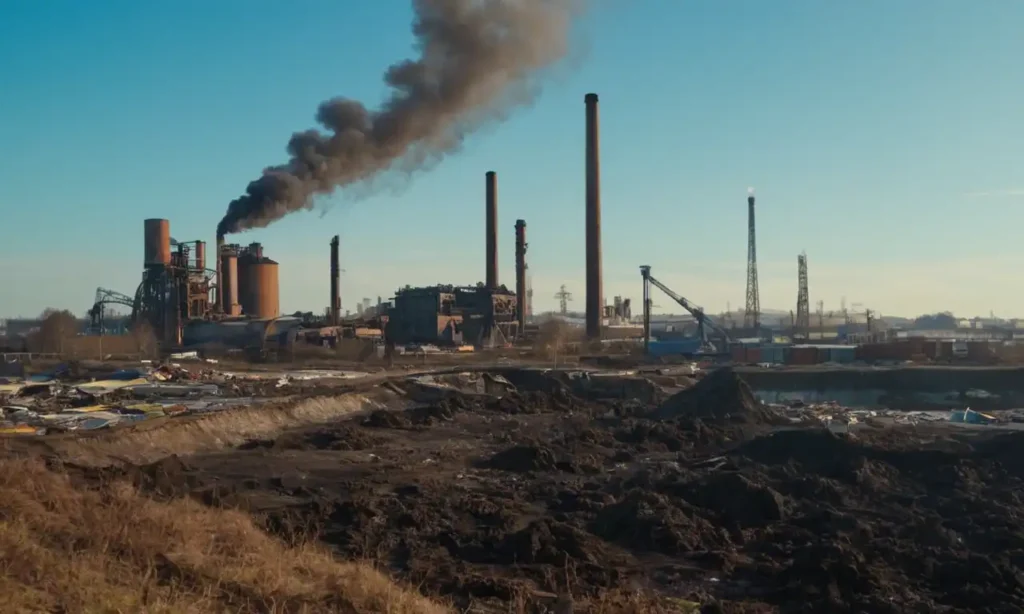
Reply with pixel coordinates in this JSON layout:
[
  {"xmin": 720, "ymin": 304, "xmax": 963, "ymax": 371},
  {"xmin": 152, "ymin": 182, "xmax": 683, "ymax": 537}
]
[{"xmin": 72, "ymin": 369, "xmax": 1024, "ymax": 612}]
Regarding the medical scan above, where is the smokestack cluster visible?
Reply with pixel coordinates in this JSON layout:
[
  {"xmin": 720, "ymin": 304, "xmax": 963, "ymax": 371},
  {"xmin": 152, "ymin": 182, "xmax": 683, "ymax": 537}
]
[
  {"xmin": 515, "ymin": 219, "xmax": 527, "ymax": 332},
  {"xmin": 485, "ymin": 171, "xmax": 498, "ymax": 288},
  {"xmin": 584, "ymin": 93, "xmax": 602, "ymax": 340},
  {"xmin": 217, "ymin": 0, "xmax": 582, "ymax": 238},
  {"xmin": 330, "ymin": 235, "xmax": 341, "ymax": 325}
]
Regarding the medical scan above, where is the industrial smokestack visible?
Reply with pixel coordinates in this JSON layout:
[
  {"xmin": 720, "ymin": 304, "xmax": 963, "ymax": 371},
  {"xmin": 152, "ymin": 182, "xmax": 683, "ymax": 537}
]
[
  {"xmin": 584, "ymin": 92, "xmax": 602, "ymax": 340},
  {"xmin": 194, "ymin": 241, "xmax": 206, "ymax": 272},
  {"xmin": 215, "ymin": 236, "xmax": 225, "ymax": 313},
  {"xmin": 216, "ymin": 1, "xmax": 584, "ymax": 238},
  {"xmin": 485, "ymin": 171, "xmax": 499, "ymax": 288},
  {"xmin": 330, "ymin": 235, "xmax": 341, "ymax": 325},
  {"xmin": 515, "ymin": 219, "xmax": 527, "ymax": 333}
]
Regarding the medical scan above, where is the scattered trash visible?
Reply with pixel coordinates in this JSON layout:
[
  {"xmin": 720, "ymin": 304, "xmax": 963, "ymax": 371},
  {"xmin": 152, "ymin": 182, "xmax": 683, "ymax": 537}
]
[
  {"xmin": 950, "ymin": 408, "xmax": 997, "ymax": 425},
  {"xmin": 0, "ymin": 359, "xmax": 375, "ymax": 436}
]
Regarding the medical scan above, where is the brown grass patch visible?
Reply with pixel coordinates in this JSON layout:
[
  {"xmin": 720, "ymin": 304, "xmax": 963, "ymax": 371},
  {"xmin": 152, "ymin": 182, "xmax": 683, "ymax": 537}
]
[{"xmin": 0, "ymin": 457, "xmax": 449, "ymax": 614}]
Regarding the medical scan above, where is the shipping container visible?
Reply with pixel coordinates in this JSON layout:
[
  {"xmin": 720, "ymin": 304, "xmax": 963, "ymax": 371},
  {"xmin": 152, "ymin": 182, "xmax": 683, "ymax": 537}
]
[
  {"xmin": 648, "ymin": 338, "xmax": 704, "ymax": 357},
  {"xmin": 731, "ymin": 346, "xmax": 747, "ymax": 363},
  {"xmin": 827, "ymin": 346, "xmax": 857, "ymax": 363},
  {"xmin": 759, "ymin": 345, "xmax": 787, "ymax": 364},
  {"xmin": 788, "ymin": 346, "xmax": 819, "ymax": 365},
  {"xmin": 855, "ymin": 341, "xmax": 915, "ymax": 362},
  {"xmin": 745, "ymin": 347, "xmax": 762, "ymax": 363}
]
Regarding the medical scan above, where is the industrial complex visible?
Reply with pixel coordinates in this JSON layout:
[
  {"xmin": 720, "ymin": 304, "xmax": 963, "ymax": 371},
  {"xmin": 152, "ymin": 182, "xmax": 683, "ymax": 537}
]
[{"xmin": 4, "ymin": 90, "xmax": 1023, "ymax": 368}]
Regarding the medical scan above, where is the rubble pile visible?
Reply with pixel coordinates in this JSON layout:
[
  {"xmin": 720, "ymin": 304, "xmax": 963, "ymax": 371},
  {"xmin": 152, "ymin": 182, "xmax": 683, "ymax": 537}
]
[
  {"xmin": 116, "ymin": 368, "xmax": 1024, "ymax": 612},
  {"xmin": 0, "ymin": 359, "xmax": 372, "ymax": 435},
  {"xmin": 652, "ymin": 366, "xmax": 779, "ymax": 424}
]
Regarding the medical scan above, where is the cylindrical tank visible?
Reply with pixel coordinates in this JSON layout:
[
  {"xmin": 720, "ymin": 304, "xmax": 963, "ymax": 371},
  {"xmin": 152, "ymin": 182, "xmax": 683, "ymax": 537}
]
[
  {"xmin": 143, "ymin": 219, "xmax": 171, "ymax": 267},
  {"xmin": 239, "ymin": 258, "xmax": 280, "ymax": 319},
  {"xmin": 220, "ymin": 253, "xmax": 240, "ymax": 316}
]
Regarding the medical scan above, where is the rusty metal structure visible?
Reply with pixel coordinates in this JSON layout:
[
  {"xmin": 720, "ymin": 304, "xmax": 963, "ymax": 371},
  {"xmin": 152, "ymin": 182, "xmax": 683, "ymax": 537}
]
[
  {"xmin": 744, "ymin": 188, "xmax": 761, "ymax": 331},
  {"xmin": 515, "ymin": 219, "xmax": 528, "ymax": 333},
  {"xmin": 330, "ymin": 235, "xmax": 341, "ymax": 325},
  {"xmin": 144, "ymin": 218, "xmax": 172, "ymax": 266},
  {"xmin": 219, "ymin": 244, "xmax": 240, "ymax": 316},
  {"xmin": 585, "ymin": 93, "xmax": 603, "ymax": 340},
  {"xmin": 133, "ymin": 219, "xmax": 214, "ymax": 346},
  {"xmin": 485, "ymin": 171, "xmax": 499, "ymax": 289},
  {"xmin": 236, "ymin": 243, "xmax": 280, "ymax": 319},
  {"xmin": 384, "ymin": 284, "xmax": 517, "ymax": 347}
]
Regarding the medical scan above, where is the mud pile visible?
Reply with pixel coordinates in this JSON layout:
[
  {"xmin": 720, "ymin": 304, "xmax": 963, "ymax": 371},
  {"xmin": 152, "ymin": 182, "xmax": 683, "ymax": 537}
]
[
  {"xmin": 83, "ymin": 373, "xmax": 1024, "ymax": 612},
  {"xmin": 652, "ymin": 367, "xmax": 778, "ymax": 425}
]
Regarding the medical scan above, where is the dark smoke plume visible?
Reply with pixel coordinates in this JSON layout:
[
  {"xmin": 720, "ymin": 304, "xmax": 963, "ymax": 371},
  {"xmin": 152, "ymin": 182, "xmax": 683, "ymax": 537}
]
[{"xmin": 217, "ymin": 0, "xmax": 582, "ymax": 238}]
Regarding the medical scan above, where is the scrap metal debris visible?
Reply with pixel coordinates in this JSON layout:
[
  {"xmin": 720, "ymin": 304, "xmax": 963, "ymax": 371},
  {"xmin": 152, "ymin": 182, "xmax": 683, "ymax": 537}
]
[{"xmin": 0, "ymin": 360, "xmax": 370, "ymax": 435}]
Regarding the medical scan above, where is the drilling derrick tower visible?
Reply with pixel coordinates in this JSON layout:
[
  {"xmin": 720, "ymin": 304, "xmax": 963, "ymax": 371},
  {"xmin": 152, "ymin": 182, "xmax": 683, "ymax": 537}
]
[
  {"xmin": 795, "ymin": 252, "xmax": 810, "ymax": 339},
  {"xmin": 744, "ymin": 188, "xmax": 761, "ymax": 331}
]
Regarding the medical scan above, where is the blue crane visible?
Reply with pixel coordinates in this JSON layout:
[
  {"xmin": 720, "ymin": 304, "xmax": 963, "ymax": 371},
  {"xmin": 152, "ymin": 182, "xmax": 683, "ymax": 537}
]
[{"xmin": 640, "ymin": 265, "xmax": 730, "ymax": 354}]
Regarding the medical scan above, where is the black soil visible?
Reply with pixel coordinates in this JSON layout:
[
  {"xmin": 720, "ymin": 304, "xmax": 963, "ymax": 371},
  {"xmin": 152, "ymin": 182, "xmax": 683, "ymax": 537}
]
[{"xmin": 80, "ymin": 369, "xmax": 1024, "ymax": 612}]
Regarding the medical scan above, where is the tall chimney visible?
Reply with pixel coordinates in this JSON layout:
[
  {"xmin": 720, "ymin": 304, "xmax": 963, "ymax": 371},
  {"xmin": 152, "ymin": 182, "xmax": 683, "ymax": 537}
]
[
  {"xmin": 215, "ymin": 236, "xmax": 225, "ymax": 313},
  {"xmin": 515, "ymin": 219, "xmax": 527, "ymax": 333},
  {"xmin": 585, "ymin": 93, "xmax": 603, "ymax": 340},
  {"xmin": 485, "ymin": 170, "xmax": 499, "ymax": 288},
  {"xmin": 194, "ymin": 241, "xmax": 206, "ymax": 272},
  {"xmin": 330, "ymin": 235, "xmax": 340, "ymax": 325}
]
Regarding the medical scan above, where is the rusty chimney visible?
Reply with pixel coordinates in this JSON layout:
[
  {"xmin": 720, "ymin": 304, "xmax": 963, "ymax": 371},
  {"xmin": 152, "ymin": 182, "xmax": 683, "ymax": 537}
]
[
  {"xmin": 485, "ymin": 170, "xmax": 499, "ymax": 288},
  {"xmin": 215, "ymin": 236, "xmax": 225, "ymax": 313},
  {"xmin": 330, "ymin": 235, "xmax": 341, "ymax": 325},
  {"xmin": 194, "ymin": 241, "xmax": 206, "ymax": 272},
  {"xmin": 585, "ymin": 93, "xmax": 603, "ymax": 340},
  {"xmin": 515, "ymin": 219, "xmax": 527, "ymax": 333}
]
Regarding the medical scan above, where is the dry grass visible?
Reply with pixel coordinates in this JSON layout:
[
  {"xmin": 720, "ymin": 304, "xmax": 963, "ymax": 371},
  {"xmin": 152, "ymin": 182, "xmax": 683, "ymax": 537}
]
[
  {"xmin": 531, "ymin": 320, "xmax": 582, "ymax": 363},
  {"xmin": 0, "ymin": 457, "xmax": 449, "ymax": 614}
]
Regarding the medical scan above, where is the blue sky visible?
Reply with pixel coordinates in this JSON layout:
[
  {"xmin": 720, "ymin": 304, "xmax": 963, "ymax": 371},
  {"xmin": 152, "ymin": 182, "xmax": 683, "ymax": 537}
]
[{"xmin": 1, "ymin": 0, "xmax": 1022, "ymax": 319}]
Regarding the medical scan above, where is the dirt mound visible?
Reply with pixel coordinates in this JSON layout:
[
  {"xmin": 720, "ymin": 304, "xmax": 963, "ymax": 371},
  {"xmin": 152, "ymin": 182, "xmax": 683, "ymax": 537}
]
[
  {"xmin": 735, "ymin": 428, "xmax": 863, "ymax": 466},
  {"xmin": 362, "ymin": 409, "xmax": 410, "ymax": 429},
  {"xmin": 125, "ymin": 454, "xmax": 197, "ymax": 497},
  {"xmin": 591, "ymin": 490, "xmax": 727, "ymax": 555},
  {"xmin": 482, "ymin": 444, "xmax": 561, "ymax": 472},
  {"xmin": 652, "ymin": 367, "xmax": 776, "ymax": 424},
  {"xmin": 241, "ymin": 424, "xmax": 384, "ymax": 451},
  {"xmin": 94, "ymin": 374, "xmax": 1024, "ymax": 612},
  {"xmin": 683, "ymin": 472, "xmax": 788, "ymax": 528}
]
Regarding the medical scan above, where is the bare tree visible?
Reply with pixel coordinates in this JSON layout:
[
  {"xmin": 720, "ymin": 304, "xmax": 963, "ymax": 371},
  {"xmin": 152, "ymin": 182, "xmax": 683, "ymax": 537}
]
[
  {"xmin": 130, "ymin": 320, "xmax": 159, "ymax": 360},
  {"xmin": 30, "ymin": 309, "xmax": 79, "ymax": 354}
]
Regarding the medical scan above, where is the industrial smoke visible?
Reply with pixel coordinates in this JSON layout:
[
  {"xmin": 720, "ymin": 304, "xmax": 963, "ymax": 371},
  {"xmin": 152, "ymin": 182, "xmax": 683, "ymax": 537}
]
[{"xmin": 217, "ymin": 0, "xmax": 582, "ymax": 238}]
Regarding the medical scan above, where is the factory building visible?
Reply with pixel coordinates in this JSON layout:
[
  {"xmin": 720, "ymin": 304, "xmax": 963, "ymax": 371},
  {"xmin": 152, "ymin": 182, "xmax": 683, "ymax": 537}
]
[
  {"xmin": 384, "ymin": 284, "xmax": 518, "ymax": 347},
  {"xmin": 135, "ymin": 219, "xmax": 215, "ymax": 346}
]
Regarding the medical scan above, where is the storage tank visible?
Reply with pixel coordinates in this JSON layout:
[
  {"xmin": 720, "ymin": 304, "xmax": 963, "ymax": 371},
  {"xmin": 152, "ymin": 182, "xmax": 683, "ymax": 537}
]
[
  {"xmin": 238, "ymin": 255, "xmax": 280, "ymax": 319},
  {"xmin": 220, "ymin": 252, "xmax": 240, "ymax": 316},
  {"xmin": 143, "ymin": 219, "xmax": 171, "ymax": 266}
]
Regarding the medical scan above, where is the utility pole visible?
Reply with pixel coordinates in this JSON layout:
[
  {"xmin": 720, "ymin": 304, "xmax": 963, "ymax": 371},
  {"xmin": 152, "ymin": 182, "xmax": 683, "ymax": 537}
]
[{"xmin": 554, "ymin": 285, "xmax": 573, "ymax": 315}]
